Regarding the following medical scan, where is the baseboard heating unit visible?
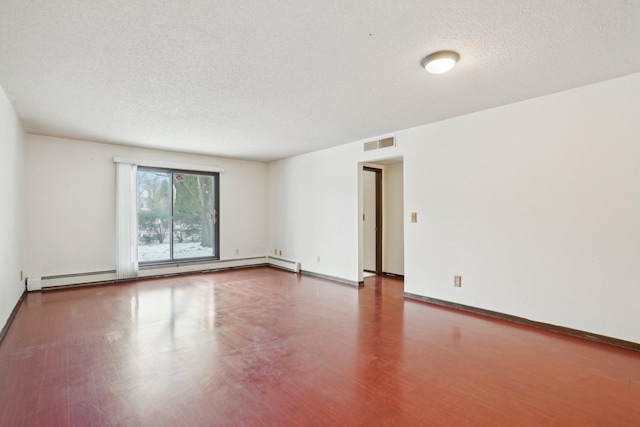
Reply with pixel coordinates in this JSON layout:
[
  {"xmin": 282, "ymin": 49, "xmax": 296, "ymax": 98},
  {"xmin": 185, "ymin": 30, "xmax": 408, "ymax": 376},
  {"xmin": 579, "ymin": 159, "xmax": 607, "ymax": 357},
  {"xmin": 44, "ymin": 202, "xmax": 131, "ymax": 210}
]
[
  {"xmin": 27, "ymin": 257, "xmax": 269, "ymax": 290},
  {"xmin": 267, "ymin": 256, "xmax": 301, "ymax": 273}
]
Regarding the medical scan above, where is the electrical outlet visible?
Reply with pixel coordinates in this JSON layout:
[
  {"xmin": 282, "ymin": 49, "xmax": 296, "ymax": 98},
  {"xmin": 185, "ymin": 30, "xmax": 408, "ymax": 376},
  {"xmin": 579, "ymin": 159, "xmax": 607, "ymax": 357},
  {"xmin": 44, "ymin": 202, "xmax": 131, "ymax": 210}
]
[
  {"xmin": 317, "ymin": 256, "xmax": 320, "ymax": 262},
  {"xmin": 278, "ymin": 250, "xmax": 282, "ymax": 256},
  {"xmin": 411, "ymin": 212, "xmax": 417, "ymax": 223},
  {"xmin": 454, "ymin": 275, "xmax": 462, "ymax": 287}
]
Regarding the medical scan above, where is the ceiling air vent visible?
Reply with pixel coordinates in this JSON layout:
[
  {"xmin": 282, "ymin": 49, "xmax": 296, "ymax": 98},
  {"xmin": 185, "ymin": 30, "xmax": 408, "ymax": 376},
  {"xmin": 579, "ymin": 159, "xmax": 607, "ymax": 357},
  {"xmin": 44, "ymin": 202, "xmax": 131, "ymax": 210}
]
[{"xmin": 364, "ymin": 137, "xmax": 395, "ymax": 151}]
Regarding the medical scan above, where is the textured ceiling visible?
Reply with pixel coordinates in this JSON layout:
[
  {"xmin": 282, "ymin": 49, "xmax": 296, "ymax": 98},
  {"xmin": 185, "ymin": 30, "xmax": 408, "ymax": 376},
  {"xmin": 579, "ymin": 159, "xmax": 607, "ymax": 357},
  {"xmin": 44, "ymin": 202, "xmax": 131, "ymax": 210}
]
[{"xmin": 1, "ymin": 1, "xmax": 639, "ymax": 162}]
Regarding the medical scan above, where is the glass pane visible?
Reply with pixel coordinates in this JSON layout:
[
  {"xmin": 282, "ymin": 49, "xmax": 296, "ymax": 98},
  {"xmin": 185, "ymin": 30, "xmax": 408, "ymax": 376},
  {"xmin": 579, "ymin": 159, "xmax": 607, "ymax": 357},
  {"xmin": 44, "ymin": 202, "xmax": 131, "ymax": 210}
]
[
  {"xmin": 172, "ymin": 172, "xmax": 215, "ymax": 259},
  {"xmin": 137, "ymin": 170, "xmax": 171, "ymax": 262}
]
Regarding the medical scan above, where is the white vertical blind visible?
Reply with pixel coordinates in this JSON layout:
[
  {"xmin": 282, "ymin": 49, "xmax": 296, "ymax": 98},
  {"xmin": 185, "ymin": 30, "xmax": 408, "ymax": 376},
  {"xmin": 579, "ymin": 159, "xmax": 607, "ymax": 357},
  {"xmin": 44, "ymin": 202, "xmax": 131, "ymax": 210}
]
[{"xmin": 115, "ymin": 162, "xmax": 138, "ymax": 279}]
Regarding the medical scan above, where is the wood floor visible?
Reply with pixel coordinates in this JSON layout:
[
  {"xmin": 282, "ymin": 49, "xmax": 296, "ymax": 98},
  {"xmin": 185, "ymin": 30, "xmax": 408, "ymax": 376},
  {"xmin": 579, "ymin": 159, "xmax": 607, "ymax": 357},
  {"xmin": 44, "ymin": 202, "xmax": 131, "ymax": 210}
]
[{"xmin": 1, "ymin": 267, "xmax": 639, "ymax": 426}]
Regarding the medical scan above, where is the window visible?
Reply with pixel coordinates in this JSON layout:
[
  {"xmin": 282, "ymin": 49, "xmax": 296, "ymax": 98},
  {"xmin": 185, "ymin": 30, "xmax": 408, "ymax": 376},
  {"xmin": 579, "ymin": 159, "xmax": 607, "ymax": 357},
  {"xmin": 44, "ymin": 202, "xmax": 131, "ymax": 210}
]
[{"xmin": 136, "ymin": 168, "xmax": 219, "ymax": 263}]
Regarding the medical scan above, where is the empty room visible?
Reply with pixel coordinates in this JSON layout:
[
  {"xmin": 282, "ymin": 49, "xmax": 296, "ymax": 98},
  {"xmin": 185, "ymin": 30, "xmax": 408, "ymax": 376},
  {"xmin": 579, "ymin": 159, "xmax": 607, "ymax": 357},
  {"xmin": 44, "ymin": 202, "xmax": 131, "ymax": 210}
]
[{"xmin": 1, "ymin": 1, "xmax": 639, "ymax": 426}]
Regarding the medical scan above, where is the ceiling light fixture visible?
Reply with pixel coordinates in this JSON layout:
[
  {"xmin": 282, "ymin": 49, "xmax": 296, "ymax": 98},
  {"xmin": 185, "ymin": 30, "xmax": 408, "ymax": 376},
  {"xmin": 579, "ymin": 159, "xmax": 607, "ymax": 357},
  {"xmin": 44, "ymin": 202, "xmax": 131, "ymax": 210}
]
[{"xmin": 421, "ymin": 51, "xmax": 460, "ymax": 74}]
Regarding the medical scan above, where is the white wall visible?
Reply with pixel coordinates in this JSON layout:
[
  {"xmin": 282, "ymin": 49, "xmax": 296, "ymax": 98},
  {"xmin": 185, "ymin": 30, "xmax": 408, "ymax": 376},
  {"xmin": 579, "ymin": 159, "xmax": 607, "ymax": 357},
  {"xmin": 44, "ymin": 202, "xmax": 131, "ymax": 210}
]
[
  {"xmin": 0, "ymin": 86, "xmax": 25, "ymax": 328},
  {"xmin": 24, "ymin": 135, "xmax": 268, "ymax": 278},
  {"xmin": 268, "ymin": 72, "xmax": 640, "ymax": 343},
  {"xmin": 268, "ymin": 142, "xmax": 362, "ymax": 281},
  {"xmin": 402, "ymin": 73, "xmax": 640, "ymax": 343},
  {"xmin": 382, "ymin": 161, "xmax": 403, "ymax": 275}
]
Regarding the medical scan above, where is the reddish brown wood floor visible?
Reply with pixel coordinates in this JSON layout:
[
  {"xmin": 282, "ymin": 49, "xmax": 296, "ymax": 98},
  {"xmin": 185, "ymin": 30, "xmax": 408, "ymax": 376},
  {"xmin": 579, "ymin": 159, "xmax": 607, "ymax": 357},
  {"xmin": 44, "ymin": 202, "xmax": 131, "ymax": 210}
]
[{"xmin": 1, "ymin": 267, "xmax": 639, "ymax": 426}]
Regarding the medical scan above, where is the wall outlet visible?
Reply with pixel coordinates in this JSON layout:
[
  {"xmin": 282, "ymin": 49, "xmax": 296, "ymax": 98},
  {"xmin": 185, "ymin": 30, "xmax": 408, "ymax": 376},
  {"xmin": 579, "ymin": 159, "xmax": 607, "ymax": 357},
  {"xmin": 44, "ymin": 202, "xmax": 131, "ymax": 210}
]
[
  {"xmin": 317, "ymin": 256, "xmax": 320, "ymax": 262},
  {"xmin": 411, "ymin": 212, "xmax": 417, "ymax": 223},
  {"xmin": 278, "ymin": 250, "xmax": 282, "ymax": 256},
  {"xmin": 454, "ymin": 275, "xmax": 462, "ymax": 287}
]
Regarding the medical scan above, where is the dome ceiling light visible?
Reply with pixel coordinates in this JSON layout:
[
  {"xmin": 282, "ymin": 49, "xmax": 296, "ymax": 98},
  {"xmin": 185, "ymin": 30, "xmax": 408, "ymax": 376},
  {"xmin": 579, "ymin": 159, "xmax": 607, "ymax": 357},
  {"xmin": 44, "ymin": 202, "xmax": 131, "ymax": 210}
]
[{"xmin": 421, "ymin": 51, "xmax": 460, "ymax": 74}]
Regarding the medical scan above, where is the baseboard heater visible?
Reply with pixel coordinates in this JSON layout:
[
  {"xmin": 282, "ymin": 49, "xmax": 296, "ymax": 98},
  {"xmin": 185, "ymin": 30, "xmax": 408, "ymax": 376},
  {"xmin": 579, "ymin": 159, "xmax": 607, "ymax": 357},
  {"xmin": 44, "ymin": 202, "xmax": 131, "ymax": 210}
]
[
  {"xmin": 267, "ymin": 256, "xmax": 300, "ymax": 273},
  {"xmin": 27, "ymin": 257, "xmax": 268, "ymax": 290},
  {"xmin": 27, "ymin": 271, "xmax": 116, "ymax": 290}
]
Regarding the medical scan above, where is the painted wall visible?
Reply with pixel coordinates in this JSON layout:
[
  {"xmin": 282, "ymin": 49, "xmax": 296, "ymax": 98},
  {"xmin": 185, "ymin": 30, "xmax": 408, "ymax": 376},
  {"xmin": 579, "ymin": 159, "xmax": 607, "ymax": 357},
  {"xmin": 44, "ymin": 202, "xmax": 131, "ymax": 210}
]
[
  {"xmin": 268, "ymin": 142, "xmax": 362, "ymax": 281},
  {"xmin": 382, "ymin": 161, "xmax": 403, "ymax": 276},
  {"xmin": 24, "ymin": 135, "xmax": 268, "ymax": 278},
  {"xmin": 268, "ymin": 72, "xmax": 640, "ymax": 343},
  {"xmin": 402, "ymin": 73, "xmax": 640, "ymax": 343},
  {"xmin": 0, "ymin": 86, "xmax": 24, "ymax": 328}
]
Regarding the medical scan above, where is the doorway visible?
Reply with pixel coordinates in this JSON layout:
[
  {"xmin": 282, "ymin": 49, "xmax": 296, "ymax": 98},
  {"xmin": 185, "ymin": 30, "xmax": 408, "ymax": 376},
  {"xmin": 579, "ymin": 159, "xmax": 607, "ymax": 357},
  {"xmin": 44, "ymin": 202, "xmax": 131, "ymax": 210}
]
[
  {"xmin": 359, "ymin": 159, "xmax": 404, "ymax": 282},
  {"xmin": 363, "ymin": 167, "xmax": 382, "ymax": 274}
]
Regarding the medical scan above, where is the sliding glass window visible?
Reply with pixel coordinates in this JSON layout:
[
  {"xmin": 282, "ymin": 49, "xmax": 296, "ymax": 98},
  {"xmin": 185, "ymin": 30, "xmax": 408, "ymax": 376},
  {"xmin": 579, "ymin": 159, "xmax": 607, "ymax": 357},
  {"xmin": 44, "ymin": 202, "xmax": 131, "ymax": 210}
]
[{"xmin": 136, "ymin": 168, "xmax": 219, "ymax": 263}]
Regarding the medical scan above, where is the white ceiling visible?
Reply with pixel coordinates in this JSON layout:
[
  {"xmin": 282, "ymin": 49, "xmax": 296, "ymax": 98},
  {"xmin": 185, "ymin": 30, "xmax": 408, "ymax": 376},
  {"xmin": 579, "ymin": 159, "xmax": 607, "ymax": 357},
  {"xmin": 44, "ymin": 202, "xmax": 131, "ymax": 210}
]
[{"xmin": 1, "ymin": 1, "xmax": 639, "ymax": 162}]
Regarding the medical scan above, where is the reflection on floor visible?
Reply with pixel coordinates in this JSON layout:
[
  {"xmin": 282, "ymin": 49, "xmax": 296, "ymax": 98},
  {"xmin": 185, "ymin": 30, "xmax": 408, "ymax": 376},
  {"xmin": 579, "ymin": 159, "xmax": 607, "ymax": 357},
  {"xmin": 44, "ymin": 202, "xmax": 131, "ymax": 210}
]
[{"xmin": 1, "ymin": 267, "xmax": 639, "ymax": 426}]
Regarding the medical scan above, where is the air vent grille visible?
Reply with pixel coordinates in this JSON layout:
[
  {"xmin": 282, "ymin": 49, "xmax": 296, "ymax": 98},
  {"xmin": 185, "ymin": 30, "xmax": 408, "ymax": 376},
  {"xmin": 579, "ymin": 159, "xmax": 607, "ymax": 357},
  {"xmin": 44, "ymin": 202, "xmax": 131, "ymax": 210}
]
[{"xmin": 363, "ymin": 137, "xmax": 395, "ymax": 151}]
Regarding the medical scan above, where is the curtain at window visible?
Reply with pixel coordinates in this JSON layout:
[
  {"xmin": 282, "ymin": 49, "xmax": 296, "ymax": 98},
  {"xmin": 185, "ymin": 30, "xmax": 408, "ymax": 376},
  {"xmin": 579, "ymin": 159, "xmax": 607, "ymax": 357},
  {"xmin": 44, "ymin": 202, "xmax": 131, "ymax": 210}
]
[{"xmin": 115, "ymin": 162, "xmax": 138, "ymax": 279}]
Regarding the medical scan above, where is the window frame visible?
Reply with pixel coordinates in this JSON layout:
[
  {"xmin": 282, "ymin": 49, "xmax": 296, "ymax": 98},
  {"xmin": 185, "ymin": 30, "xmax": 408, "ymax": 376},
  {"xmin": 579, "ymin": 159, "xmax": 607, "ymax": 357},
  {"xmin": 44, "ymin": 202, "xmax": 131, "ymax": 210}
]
[{"xmin": 136, "ymin": 166, "xmax": 220, "ymax": 266}]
